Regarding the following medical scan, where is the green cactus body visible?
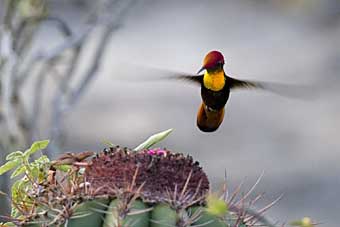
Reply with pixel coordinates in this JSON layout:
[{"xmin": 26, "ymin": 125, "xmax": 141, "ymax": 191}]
[
  {"xmin": 67, "ymin": 199, "xmax": 110, "ymax": 227},
  {"xmin": 189, "ymin": 206, "xmax": 227, "ymax": 227},
  {"xmin": 24, "ymin": 223, "xmax": 40, "ymax": 227},
  {"xmin": 103, "ymin": 199, "xmax": 149, "ymax": 227},
  {"xmin": 22, "ymin": 199, "xmax": 109, "ymax": 227},
  {"xmin": 150, "ymin": 204, "xmax": 177, "ymax": 227}
]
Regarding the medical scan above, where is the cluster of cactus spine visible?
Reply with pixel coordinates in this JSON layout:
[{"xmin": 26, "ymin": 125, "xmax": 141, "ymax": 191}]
[{"xmin": 0, "ymin": 129, "xmax": 281, "ymax": 227}]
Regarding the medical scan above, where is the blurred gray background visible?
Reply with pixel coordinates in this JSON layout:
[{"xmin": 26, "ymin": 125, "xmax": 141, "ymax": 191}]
[{"xmin": 1, "ymin": 0, "xmax": 340, "ymax": 226}]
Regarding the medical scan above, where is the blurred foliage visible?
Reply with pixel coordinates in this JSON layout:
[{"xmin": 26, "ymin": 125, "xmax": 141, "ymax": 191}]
[
  {"xmin": 205, "ymin": 194, "xmax": 229, "ymax": 217},
  {"xmin": 17, "ymin": 0, "xmax": 48, "ymax": 18},
  {"xmin": 0, "ymin": 140, "xmax": 50, "ymax": 217},
  {"xmin": 290, "ymin": 217, "xmax": 317, "ymax": 227}
]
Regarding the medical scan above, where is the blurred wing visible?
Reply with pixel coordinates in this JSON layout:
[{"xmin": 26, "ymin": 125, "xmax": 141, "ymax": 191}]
[
  {"xmin": 171, "ymin": 74, "xmax": 203, "ymax": 85},
  {"xmin": 114, "ymin": 63, "xmax": 202, "ymax": 85},
  {"xmin": 227, "ymin": 77, "xmax": 264, "ymax": 89},
  {"xmin": 145, "ymin": 67, "xmax": 203, "ymax": 86},
  {"xmin": 227, "ymin": 76, "xmax": 315, "ymax": 99}
]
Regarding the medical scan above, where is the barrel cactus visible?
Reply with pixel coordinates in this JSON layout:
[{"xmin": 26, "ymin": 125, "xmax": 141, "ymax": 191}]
[{"xmin": 0, "ymin": 130, "xmax": 280, "ymax": 227}]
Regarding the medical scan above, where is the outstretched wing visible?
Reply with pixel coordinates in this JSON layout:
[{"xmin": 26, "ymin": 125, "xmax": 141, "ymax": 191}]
[
  {"xmin": 114, "ymin": 64, "xmax": 203, "ymax": 85},
  {"xmin": 227, "ymin": 76, "xmax": 314, "ymax": 99},
  {"xmin": 227, "ymin": 76, "xmax": 264, "ymax": 89},
  {"xmin": 143, "ymin": 67, "xmax": 203, "ymax": 85},
  {"xmin": 171, "ymin": 74, "xmax": 203, "ymax": 85}
]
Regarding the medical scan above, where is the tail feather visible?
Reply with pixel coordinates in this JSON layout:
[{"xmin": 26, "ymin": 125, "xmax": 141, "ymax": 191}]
[{"xmin": 196, "ymin": 103, "xmax": 225, "ymax": 132}]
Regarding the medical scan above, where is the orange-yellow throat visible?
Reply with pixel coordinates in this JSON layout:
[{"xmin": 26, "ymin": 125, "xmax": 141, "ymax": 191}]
[{"xmin": 203, "ymin": 70, "xmax": 225, "ymax": 91}]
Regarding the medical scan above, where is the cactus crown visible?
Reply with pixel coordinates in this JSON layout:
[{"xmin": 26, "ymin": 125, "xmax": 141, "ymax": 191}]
[{"xmin": 85, "ymin": 147, "xmax": 210, "ymax": 205}]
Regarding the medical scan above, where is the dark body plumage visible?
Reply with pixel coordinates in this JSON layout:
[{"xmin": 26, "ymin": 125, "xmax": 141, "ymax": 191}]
[
  {"xmin": 182, "ymin": 74, "xmax": 231, "ymax": 110},
  {"xmin": 201, "ymin": 80, "xmax": 230, "ymax": 110},
  {"xmin": 179, "ymin": 72, "xmax": 259, "ymax": 132}
]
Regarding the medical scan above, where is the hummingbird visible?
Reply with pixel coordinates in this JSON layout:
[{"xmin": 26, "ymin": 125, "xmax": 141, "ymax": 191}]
[
  {"xmin": 173, "ymin": 50, "xmax": 307, "ymax": 132},
  {"xmin": 117, "ymin": 50, "xmax": 312, "ymax": 132}
]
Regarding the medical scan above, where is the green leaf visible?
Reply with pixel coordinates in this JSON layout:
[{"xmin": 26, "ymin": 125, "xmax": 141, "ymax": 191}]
[
  {"xmin": 0, "ymin": 160, "xmax": 20, "ymax": 175},
  {"xmin": 102, "ymin": 140, "xmax": 115, "ymax": 147},
  {"xmin": 34, "ymin": 155, "xmax": 50, "ymax": 164},
  {"xmin": 10, "ymin": 165, "xmax": 26, "ymax": 178},
  {"xmin": 3, "ymin": 222, "xmax": 16, "ymax": 226},
  {"xmin": 11, "ymin": 178, "xmax": 31, "ymax": 217},
  {"xmin": 11, "ymin": 207, "xmax": 20, "ymax": 219},
  {"xmin": 6, "ymin": 151, "xmax": 23, "ymax": 161},
  {"xmin": 134, "ymin": 129, "xmax": 173, "ymax": 151},
  {"xmin": 54, "ymin": 164, "xmax": 71, "ymax": 172},
  {"xmin": 290, "ymin": 217, "xmax": 314, "ymax": 227},
  {"xmin": 11, "ymin": 179, "xmax": 26, "ymax": 199},
  {"xmin": 23, "ymin": 140, "xmax": 49, "ymax": 158}
]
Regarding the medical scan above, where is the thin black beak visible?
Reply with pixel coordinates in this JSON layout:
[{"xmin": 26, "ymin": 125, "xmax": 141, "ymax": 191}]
[{"xmin": 197, "ymin": 66, "xmax": 205, "ymax": 74}]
